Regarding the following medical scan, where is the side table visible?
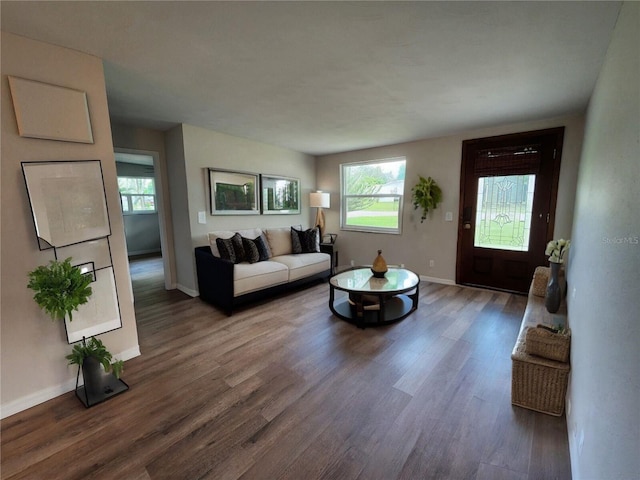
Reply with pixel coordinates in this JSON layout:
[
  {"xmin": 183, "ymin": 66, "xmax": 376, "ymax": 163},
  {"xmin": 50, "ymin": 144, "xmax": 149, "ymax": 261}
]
[{"xmin": 320, "ymin": 242, "xmax": 338, "ymax": 275}]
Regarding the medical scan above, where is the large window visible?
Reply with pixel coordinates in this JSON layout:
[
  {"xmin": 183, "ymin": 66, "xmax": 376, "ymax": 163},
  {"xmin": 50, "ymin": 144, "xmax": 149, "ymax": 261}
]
[
  {"xmin": 341, "ymin": 157, "xmax": 406, "ymax": 234},
  {"xmin": 118, "ymin": 177, "xmax": 156, "ymax": 214}
]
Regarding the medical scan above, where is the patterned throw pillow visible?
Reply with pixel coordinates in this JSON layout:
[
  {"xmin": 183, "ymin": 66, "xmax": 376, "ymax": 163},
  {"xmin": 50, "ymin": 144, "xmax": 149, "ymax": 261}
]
[
  {"xmin": 230, "ymin": 232, "xmax": 245, "ymax": 263},
  {"xmin": 216, "ymin": 237, "xmax": 237, "ymax": 263},
  {"xmin": 291, "ymin": 227, "xmax": 320, "ymax": 254},
  {"xmin": 241, "ymin": 236, "xmax": 270, "ymax": 264}
]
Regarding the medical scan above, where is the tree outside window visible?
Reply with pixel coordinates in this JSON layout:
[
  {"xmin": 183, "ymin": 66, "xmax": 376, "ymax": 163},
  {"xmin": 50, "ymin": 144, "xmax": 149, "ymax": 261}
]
[{"xmin": 118, "ymin": 177, "xmax": 156, "ymax": 214}]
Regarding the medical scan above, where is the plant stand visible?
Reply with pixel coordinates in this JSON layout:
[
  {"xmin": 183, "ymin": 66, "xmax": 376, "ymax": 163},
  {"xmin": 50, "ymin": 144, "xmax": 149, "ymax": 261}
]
[{"xmin": 74, "ymin": 365, "xmax": 128, "ymax": 408}]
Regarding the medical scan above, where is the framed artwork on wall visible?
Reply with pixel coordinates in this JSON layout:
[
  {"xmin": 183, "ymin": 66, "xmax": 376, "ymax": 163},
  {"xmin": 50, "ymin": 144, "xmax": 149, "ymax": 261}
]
[
  {"xmin": 208, "ymin": 169, "xmax": 260, "ymax": 215},
  {"xmin": 64, "ymin": 265, "xmax": 122, "ymax": 344},
  {"xmin": 8, "ymin": 76, "xmax": 94, "ymax": 144},
  {"xmin": 261, "ymin": 175, "xmax": 301, "ymax": 215},
  {"xmin": 22, "ymin": 160, "xmax": 111, "ymax": 249}
]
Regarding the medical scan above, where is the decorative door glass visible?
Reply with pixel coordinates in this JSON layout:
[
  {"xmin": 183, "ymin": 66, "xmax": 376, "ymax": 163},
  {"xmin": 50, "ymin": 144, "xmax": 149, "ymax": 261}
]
[{"xmin": 474, "ymin": 174, "xmax": 536, "ymax": 251}]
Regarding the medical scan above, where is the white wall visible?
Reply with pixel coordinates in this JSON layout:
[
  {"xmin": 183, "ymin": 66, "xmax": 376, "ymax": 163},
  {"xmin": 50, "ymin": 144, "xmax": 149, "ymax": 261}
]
[
  {"xmin": 566, "ymin": 3, "xmax": 639, "ymax": 478},
  {"xmin": 165, "ymin": 123, "xmax": 316, "ymax": 294},
  {"xmin": 316, "ymin": 114, "xmax": 584, "ymax": 281},
  {"xmin": 0, "ymin": 33, "xmax": 140, "ymax": 417}
]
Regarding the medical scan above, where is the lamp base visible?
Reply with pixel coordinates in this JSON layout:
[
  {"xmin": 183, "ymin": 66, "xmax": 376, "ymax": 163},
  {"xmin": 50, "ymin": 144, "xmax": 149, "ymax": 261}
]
[{"xmin": 315, "ymin": 208, "xmax": 325, "ymax": 237}]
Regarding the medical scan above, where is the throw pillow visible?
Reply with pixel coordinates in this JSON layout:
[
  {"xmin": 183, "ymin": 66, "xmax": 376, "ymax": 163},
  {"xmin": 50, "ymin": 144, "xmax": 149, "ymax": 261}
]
[
  {"xmin": 291, "ymin": 227, "xmax": 320, "ymax": 253},
  {"xmin": 265, "ymin": 227, "xmax": 293, "ymax": 256},
  {"xmin": 216, "ymin": 237, "xmax": 237, "ymax": 263},
  {"xmin": 241, "ymin": 236, "xmax": 270, "ymax": 264},
  {"xmin": 230, "ymin": 232, "xmax": 245, "ymax": 263}
]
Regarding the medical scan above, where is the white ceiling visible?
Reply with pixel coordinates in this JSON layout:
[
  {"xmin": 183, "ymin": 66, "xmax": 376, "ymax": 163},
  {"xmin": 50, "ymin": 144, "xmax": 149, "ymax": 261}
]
[{"xmin": 1, "ymin": 1, "xmax": 621, "ymax": 156}]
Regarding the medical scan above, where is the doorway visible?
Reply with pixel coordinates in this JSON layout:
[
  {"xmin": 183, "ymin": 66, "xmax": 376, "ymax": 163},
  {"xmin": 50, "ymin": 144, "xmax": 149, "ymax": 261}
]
[
  {"xmin": 456, "ymin": 127, "xmax": 564, "ymax": 293},
  {"xmin": 115, "ymin": 148, "xmax": 174, "ymax": 292}
]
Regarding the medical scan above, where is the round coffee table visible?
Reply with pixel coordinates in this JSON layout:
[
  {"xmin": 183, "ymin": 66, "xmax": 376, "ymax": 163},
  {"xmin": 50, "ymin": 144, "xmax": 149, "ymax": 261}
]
[{"xmin": 329, "ymin": 267, "xmax": 420, "ymax": 328}]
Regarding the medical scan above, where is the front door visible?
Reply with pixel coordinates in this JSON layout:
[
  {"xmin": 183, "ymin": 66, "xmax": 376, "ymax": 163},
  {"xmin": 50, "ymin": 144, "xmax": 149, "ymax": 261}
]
[{"xmin": 456, "ymin": 128, "xmax": 564, "ymax": 293}]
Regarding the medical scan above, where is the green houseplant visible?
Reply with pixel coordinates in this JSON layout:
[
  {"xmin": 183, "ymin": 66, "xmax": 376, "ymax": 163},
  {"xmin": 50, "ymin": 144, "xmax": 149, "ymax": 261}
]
[
  {"xmin": 66, "ymin": 336, "xmax": 124, "ymax": 379},
  {"xmin": 411, "ymin": 175, "xmax": 443, "ymax": 222},
  {"xmin": 27, "ymin": 258, "xmax": 126, "ymax": 403},
  {"xmin": 27, "ymin": 257, "xmax": 92, "ymax": 321},
  {"xmin": 66, "ymin": 336, "xmax": 124, "ymax": 398}
]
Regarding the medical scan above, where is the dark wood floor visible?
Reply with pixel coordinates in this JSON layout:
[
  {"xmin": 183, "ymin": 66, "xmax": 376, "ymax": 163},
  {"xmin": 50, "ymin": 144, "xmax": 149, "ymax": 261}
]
[{"xmin": 1, "ymin": 256, "xmax": 571, "ymax": 479}]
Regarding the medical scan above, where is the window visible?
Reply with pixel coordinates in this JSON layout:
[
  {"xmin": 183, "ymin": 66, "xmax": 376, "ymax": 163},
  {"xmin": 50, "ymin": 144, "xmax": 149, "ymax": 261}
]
[
  {"xmin": 341, "ymin": 157, "xmax": 406, "ymax": 234},
  {"xmin": 117, "ymin": 177, "xmax": 156, "ymax": 214}
]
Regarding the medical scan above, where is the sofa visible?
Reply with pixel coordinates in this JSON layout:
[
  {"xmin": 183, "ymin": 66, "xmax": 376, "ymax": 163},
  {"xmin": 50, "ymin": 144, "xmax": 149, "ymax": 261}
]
[{"xmin": 195, "ymin": 226, "xmax": 331, "ymax": 315}]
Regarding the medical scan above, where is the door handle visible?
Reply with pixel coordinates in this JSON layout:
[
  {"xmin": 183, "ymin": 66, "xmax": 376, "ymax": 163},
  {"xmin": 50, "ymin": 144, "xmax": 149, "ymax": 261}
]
[{"xmin": 463, "ymin": 222, "xmax": 472, "ymax": 230}]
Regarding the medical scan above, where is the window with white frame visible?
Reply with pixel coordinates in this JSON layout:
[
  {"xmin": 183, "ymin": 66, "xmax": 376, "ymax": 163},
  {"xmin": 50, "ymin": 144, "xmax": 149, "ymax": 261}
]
[
  {"xmin": 118, "ymin": 176, "xmax": 156, "ymax": 214},
  {"xmin": 341, "ymin": 157, "xmax": 406, "ymax": 234}
]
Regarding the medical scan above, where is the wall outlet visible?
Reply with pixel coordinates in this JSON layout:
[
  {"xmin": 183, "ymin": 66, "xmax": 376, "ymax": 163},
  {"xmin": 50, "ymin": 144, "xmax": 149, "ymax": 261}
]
[
  {"xmin": 198, "ymin": 211, "xmax": 206, "ymax": 224},
  {"xmin": 445, "ymin": 211, "xmax": 453, "ymax": 222},
  {"xmin": 429, "ymin": 260, "xmax": 435, "ymax": 267},
  {"xmin": 350, "ymin": 260, "xmax": 355, "ymax": 266}
]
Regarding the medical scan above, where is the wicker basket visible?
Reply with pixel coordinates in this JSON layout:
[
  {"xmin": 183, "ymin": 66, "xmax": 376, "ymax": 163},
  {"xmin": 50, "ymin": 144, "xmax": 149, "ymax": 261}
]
[
  {"xmin": 525, "ymin": 325, "xmax": 571, "ymax": 363},
  {"xmin": 511, "ymin": 337, "xmax": 571, "ymax": 416},
  {"xmin": 531, "ymin": 266, "xmax": 549, "ymax": 297}
]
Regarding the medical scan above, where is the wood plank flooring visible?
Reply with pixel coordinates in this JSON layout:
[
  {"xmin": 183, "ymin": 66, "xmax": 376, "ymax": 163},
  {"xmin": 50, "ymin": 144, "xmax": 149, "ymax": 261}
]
[{"xmin": 1, "ymin": 256, "xmax": 572, "ymax": 479}]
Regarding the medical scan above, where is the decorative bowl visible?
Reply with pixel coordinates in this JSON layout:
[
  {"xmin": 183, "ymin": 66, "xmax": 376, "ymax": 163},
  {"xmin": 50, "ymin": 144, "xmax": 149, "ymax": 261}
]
[{"xmin": 371, "ymin": 269, "xmax": 387, "ymax": 278}]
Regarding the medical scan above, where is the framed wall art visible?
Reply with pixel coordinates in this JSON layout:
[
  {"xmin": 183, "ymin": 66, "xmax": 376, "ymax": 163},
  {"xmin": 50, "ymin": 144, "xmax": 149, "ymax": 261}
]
[
  {"xmin": 8, "ymin": 76, "xmax": 94, "ymax": 144},
  {"xmin": 64, "ymin": 265, "xmax": 122, "ymax": 344},
  {"xmin": 22, "ymin": 160, "xmax": 111, "ymax": 249},
  {"xmin": 261, "ymin": 175, "xmax": 300, "ymax": 215},
  {"xmin": 209, "ymin": 169, "xmax": 260, "ymax": 215}
]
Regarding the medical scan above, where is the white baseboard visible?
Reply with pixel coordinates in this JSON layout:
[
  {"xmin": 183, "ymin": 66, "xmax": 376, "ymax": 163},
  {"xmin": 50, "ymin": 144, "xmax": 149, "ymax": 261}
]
[
  {"xmin": 0, "ymin": 345, "xmax": 141, "ymax": 420},
  {"xmin": 176, "ymin": 283, "xmax": 199, "ymax": 297},
  {"xmin": 419, "ymin": 275, "xmax": 456, "ymax": 285}
]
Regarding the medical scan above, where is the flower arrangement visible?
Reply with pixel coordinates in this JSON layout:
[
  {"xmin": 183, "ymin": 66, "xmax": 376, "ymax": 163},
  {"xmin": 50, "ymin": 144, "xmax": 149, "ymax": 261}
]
[{"xmin": 545, "ymin": 238, "xmax": 571, "ymax": 263}]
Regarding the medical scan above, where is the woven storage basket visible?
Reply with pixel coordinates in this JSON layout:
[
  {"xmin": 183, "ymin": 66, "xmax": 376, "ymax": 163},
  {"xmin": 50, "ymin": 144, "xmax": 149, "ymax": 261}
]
[
  {"xmin": 511, "ymin": 337, "xmax": 570, "ymax": 416},
  {"xmin": 531, "ymin": 266, "xmax": 549, "ymax": 297},
  {"xmin": 525, "ymin": 326, "xmax": 571, "ymax": 363}
]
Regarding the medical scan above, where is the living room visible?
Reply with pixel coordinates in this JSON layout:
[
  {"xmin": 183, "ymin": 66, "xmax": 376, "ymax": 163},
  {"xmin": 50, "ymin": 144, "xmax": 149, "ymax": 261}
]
[{"xmin": 1, "ymin": 2, "xmax": 638, "ymax": 479}]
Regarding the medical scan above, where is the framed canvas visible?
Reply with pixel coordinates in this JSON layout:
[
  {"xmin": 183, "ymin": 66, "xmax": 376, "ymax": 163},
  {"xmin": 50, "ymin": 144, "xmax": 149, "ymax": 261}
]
[
  {"xmin": 8, "ymin": 76, "xmax": 94, "ymax": 144},
  {"xmin": 261, "ymin": 175, "xmax": 301, "ymax": 214},
  {"xmin": 64, "ymin": 266, "xmax": 121, "ymax": 344},
  {"xmin": 209, "ymin": 169, "xmax": 260, "ymax": 215},
  {"xmin": 22, "ymin": 160, "xmax": 111, "ymax": 249}
]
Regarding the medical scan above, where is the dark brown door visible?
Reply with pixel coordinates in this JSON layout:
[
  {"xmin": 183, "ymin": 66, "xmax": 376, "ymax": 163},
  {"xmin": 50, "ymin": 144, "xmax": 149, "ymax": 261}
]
[{"xmin": 456, "ymin": 128, "xmax": 564, "ymax": 293}]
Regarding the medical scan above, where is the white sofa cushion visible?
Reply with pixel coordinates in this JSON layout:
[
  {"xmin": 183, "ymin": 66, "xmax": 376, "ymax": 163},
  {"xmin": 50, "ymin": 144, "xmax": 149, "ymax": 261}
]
[
  {"xmin": 208, "ymin": 228, "xmax": 264, "ymax": 257},
  {"xmin": 264, "ymin": 227, "xmax": 293, "ymax": 257},
  {"xmin": 233, "ymin": 260, "xmax": 288, "ymax": 296},
  {"xmin": 271, "ymin": 253, "xmax": 331, "ymax": 282}
]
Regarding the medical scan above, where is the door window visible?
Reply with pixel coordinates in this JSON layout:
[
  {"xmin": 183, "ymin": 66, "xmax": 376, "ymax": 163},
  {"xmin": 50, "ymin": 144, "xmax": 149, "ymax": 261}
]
[{"xmin": 474, "ymin": 174, "xmax": 536, "ymax": 251}]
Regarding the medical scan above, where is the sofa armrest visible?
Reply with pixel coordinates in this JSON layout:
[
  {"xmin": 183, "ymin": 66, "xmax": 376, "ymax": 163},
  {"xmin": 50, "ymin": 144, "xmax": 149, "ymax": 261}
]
[{"xmin": 195, "ymin": 246, "xmax": 235, "ymax": 315}]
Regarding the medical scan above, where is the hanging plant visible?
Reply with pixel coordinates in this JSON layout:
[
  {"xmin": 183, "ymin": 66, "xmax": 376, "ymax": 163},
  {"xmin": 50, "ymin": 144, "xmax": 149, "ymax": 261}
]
[
  {"xmin": 411, "ymin": 176, "xmax": 443, "ymax": 222},
  {"xmin": 27, "ymin": 257, "xmax": 93, "ymax": 321}
]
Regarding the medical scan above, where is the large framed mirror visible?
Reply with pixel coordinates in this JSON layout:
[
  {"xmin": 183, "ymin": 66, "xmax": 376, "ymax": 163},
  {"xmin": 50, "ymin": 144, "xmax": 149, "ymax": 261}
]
[
  {"xmin": 208, "ymin": 169, "xmax": 260, "ymax": 215},
  {"xmin": 261, "ymin": 175, "xmax": 300, "ymax": 215}
]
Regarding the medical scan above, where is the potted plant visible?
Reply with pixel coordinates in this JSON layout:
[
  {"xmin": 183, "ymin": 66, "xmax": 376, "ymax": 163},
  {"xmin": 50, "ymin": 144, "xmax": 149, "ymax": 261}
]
[
  {"xmin": 28, "ymin": 257, "xmax": 126, "ymax": 404},
  {"xmin": 411, "ymin": 175, "xmax": 443, "ymax": 222},
  {"xmin": 66, "ymin": 336, "xmax": 124, "ymax": 397},
  {"xmin": 27, "ymin": 257, "xmax": 92, "ymax": 321}
]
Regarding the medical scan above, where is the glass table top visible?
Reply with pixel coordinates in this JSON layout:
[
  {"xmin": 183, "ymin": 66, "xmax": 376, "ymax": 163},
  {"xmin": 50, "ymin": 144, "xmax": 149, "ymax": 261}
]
[{"xmin": 330, "ymin": 267, "xmax": 419, "ymax": 294}]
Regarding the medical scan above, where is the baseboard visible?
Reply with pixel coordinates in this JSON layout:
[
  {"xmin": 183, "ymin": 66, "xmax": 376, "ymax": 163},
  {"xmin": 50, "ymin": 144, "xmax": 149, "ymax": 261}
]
[
  {"xmin": 127, "ymin": 248, "xmax": 161, "ymax": 257},
  {"xmin": 0, "ymin": 345, "xmax": 141, "ymax": 420},
  {"xmin": 419, "ymin": 275, "xmax": 456, "ymax": 285},
  {"xmin": 176, "ymin": 283, "xmax": 199, "ymax": 297}
]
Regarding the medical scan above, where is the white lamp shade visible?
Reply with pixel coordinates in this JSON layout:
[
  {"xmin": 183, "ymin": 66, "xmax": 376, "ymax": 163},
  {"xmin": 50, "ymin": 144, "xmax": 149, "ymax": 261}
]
[{"xmin": 309, "ymin": 192, "xmax": 330, "ymax": 208}]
